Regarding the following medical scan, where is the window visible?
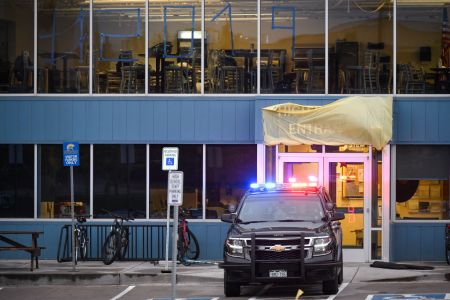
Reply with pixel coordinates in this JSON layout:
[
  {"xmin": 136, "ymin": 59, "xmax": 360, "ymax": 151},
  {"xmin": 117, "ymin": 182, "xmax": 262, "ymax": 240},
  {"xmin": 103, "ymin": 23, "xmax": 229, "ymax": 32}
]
[
  {"xmin": 94, "ymin": 0, "xmax": 145, "ymax": 94},
  {"xmin": 329, "ymin": 0, "xmax": 393, "ymax": 94},
  {"xmin": 37, "ymin": 0, "xmax": 89, "ymax": 93},
  {"xmin": 261, "ymin": 0, "xmax": 325, "ymax": 94},
  {"xmin": 206, "ymin": 145, "xmax": 257, "ymax": 218},
  {"xmin": 396, "ymin": 146, "xmax": 450, "ymax": 220},
  {"xmin": 0, "ymin": 0, "xmax": 34, "ymax": 93},
  {"xmin": 205, "ymin": 0, "xmax": 257, "ymax": 94},
  {"xmin": 148, "ymin": 1, "xmax": 201, "ymax": 94},
  {"xmin": 0, "ymin": 145, "xmax": 34, "ymax": 218},
  {"xmin": 94, "ymin": 145, "xmax": 146, "ymax": 218},
  {"xmin": 38, "ymin": 144, "xmax": 90, "ymax": 218},
  {"xmin": 149, "ymin": 145, "xmax": 203, "ymax": 218},
  {"xmin": 397, "ymin": 3, "xmax": 448, "ymax": 94}
]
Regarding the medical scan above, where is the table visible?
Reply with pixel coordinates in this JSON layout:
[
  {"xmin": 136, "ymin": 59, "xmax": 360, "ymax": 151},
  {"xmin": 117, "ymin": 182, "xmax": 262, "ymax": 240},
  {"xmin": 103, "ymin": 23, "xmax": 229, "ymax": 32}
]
[
  {"xmin": 0, "ymin": 231, "xmax": 44, "ymax": 271},
  {"xmin": 38, "ymin": 52, "xmax": 80, "ymax": 92}
]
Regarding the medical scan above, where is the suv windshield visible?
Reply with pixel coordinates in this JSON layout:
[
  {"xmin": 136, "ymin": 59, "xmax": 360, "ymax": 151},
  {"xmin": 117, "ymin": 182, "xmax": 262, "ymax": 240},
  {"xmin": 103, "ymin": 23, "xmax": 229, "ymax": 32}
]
[{"xmin": 237, "ymin": 194, "xmax": 325, "ymax": 223}]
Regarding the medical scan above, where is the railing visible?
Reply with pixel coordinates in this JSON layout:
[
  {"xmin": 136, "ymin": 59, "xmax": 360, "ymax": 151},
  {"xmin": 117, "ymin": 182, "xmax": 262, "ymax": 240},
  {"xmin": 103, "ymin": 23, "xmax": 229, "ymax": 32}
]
[{"xmin": 57, "ymin": 224, "xmax": 167, "ymax": 262}]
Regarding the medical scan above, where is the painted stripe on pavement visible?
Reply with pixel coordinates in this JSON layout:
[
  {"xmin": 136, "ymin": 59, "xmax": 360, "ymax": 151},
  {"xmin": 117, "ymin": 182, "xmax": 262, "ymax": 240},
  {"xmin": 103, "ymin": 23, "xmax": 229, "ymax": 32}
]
[
  {"xmin": 110, "ymin": 285, "xmax": 135, "ymax": 300},
  {"xmin": 326, "ymin": 283, "xmax": 349, "ymax": 300},
  {"xmin": 365, "ymin": 294, "xmax": 450, "ymax": 300}
]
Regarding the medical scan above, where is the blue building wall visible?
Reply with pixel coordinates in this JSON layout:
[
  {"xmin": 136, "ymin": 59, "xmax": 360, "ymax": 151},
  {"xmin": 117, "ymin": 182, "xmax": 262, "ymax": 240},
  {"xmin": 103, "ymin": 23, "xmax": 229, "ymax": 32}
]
[{"xmin": 1, "ymin": 95, "xmax": 450, "ymax": 262}]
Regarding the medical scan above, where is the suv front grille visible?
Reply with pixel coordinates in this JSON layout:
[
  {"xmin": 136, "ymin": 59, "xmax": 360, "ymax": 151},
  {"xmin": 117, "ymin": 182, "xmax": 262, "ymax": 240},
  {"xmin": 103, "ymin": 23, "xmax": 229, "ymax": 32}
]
[
  {"xmin": 255, "ymin": 238, "xmax": 311, "ymax": 246},
  {"xmin": 255, "ymin": 249, "xmax": 308, "ymax": 260}
]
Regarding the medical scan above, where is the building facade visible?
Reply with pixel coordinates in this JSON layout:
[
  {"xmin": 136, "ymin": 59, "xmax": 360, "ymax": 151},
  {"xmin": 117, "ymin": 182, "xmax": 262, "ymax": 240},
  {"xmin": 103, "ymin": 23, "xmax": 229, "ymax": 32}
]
[{"xmin": 0, "ymin": 0, "xmax": 449, "ymax": 262}]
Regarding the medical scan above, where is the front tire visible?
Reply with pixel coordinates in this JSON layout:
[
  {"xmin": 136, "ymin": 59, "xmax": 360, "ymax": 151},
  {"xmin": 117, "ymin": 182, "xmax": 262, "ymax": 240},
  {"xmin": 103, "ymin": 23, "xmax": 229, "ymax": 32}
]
[
  {"xmin": 323, "ymin": 271, "xmax": 339, "ymax": 295},
  {"xmin": 224, "ymin": 270, "xmax": 241, "ymax": 297},
  {"xmin": 102, "ymin": 232, "xmax": 119, "ymax": 265},
  {"xmin": 80, "ymin": 230, "xmax": 88, "ymax": 259}
]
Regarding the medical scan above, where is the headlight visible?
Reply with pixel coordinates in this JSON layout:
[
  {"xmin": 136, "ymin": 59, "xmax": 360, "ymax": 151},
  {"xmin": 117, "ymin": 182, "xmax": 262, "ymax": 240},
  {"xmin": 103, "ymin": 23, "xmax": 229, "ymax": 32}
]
[
  {"xmin": 313, "ymin": 236, "xmax": 333, "ymax": 256},
  {"xmin": 226, "ymin": 238, "xmax": 246, "ymax": 257}
]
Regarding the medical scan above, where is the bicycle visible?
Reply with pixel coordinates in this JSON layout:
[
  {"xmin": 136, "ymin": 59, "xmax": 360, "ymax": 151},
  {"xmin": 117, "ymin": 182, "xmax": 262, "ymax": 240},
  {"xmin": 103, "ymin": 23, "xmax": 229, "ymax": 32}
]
[
  {"xmin": 446, "ymin": 223, "xmax": 450, "ymax": 265},
  {"xmin": 177, "ymin": 208, "xmax": 200, "ymax": 266},
  {"xmin": 101, "ymin": 210, "xmax": 134, "ymax": 265},
  {"xmin": 74, "ymin": 215, "xmax": 90, "ymax": 264}
]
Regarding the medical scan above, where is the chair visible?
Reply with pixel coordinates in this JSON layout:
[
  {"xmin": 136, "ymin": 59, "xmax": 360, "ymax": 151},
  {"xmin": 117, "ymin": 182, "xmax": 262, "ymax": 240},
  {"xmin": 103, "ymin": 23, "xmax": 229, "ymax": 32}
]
[
  {"xmin": 73, "ymin": 66, "xmax": 89, "ymax": 93},
  {"xmin": 362, "ymin": 50, "xmax": 380, "ymax": 94},
  {"xmin": 120, "ymin": 65, "xmax": 144, "ymax": 93},
  {"xmin": 218, "ymin": 65, "xmax": 240, "ymax": 93},
  {"xmin": 10, "ymin": 50, "xmax": 34, "ymax": 92},
  {"xmin": 164, "ymin": 64, "xmax": 186, "ymax": 93},
  {"xmin": 304, "ymin": 49, "xmax": 325, "ymax": 93},
  {"xmin": 398, "ymin": 64, "xmax": 425, "ymax": 94}
]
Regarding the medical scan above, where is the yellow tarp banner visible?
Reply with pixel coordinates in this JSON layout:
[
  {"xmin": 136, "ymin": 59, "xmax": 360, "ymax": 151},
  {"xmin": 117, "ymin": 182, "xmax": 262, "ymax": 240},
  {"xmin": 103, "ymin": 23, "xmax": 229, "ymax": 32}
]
[{"xmin": 262, "ymin": 96, "xmax": 393, "ymax": 150}]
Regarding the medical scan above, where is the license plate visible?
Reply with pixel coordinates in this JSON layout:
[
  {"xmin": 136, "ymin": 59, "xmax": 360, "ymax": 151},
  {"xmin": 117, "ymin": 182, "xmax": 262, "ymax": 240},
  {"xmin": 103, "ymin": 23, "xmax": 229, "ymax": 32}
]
[{"xmin": 269, "ymin": 269, "xmax": 287, "ymax": 278}]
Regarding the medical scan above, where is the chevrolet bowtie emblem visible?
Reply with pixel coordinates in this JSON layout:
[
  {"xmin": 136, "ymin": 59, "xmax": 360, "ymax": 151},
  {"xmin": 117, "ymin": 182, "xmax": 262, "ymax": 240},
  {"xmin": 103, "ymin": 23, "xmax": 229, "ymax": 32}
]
[{"xmin": 270, "ymin": 244, "xmax": 285, "ymax": 252}]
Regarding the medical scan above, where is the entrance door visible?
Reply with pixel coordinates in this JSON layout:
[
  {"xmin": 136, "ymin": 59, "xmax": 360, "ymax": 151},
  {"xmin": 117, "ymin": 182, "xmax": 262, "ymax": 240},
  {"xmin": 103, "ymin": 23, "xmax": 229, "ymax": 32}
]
[
  {"xmin": 277, "ymin": 155, "xmax": 371, "ymax": 262},
  {"xmin": 324, "ymin": 157, "xmax": 369, "ymax": 262}
]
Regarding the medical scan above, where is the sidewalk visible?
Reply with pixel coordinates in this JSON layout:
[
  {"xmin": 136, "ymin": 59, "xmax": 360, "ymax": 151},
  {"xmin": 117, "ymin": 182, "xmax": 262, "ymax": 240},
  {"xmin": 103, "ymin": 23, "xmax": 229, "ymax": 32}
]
[{"xmin": 0, "ymin": 260, "xmax": 448, "ymax": 286}]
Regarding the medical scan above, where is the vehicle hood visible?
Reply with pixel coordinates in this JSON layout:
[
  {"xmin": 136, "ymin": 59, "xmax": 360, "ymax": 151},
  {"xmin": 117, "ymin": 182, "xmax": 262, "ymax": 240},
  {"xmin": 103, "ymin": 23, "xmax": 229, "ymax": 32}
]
[{"xmin": 230, "ymin": 221, "xmax": 330, "ymax": 237}]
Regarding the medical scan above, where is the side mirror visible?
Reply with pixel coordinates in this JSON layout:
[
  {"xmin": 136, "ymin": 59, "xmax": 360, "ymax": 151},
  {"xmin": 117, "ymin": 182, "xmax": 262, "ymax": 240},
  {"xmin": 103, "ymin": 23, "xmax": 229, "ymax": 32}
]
[
  {"xmin": 331, "ymin": 212, "xmax": 345, "ymax": 221},
  {"xmin": 221, "ymin": 213, "xmax": 236, "ymax": 223},
  {"xmin": 325, "ymin": 202, "xmax": 335, "ymax": 211}
]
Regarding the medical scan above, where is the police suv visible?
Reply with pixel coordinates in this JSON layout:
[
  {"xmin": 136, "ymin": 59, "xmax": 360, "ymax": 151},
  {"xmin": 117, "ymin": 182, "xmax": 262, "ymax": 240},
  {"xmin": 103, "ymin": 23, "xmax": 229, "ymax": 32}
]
[{"xmin": 219, "ymin": 182, "xmax": 345, "ymax": 297}]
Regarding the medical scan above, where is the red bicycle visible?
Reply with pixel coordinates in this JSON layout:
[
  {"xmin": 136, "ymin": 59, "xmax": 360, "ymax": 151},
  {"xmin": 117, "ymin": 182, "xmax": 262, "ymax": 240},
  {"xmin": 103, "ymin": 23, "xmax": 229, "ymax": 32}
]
[{"xmin": 177, "ymin": 208, "xmax": 200, "ymax": 266}]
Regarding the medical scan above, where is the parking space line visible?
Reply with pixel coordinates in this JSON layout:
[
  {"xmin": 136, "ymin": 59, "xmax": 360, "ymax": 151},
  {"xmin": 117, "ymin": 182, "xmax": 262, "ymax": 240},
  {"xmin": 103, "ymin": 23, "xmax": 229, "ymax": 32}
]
[
  {"xmin": 326, "ymin": 283, "xmax": 349, "ymax": 300},
  {"xmin": 110, "ymin": 285, "xmax": 135, "ymax": 300}
]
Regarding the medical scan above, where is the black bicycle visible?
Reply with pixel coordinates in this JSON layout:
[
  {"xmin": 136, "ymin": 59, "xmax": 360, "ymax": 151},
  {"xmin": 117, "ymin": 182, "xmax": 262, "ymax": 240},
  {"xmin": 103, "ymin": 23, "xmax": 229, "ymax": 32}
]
[
  {"xmin": 101, "ymin": 210, "xmax": 134, "ymax": 265},
  {"xmin": 177, "ymin": 208, "xmax": 200, "ymax": 266},
  {"xmin": 446, "ymin": 223, "xmax": 450, "ymax": 265},
  {"xmin": 57, "ymin": 214, "xmax": 90, "ymax": 264}
]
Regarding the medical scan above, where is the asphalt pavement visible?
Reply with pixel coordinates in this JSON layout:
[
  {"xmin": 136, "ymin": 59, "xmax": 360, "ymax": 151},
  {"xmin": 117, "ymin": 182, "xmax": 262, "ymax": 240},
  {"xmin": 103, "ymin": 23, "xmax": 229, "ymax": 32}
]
[{"xmin": 0, "ymin": 259, "xmax": 448, "ymax": 286}]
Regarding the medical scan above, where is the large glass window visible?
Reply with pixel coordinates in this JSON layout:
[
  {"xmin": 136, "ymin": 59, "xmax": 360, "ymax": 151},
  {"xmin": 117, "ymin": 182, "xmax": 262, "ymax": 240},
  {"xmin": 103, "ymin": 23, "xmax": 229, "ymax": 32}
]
[
  {"xmin": 148, "ymin": 1, "xmax": 201, "ymax": 94},
  {"xmin": 94, "ymin": 1, "xmax": 145, "ymax": 94},
  {"xmin": 37, "ymin": 0, "xmax": 89, "ymax": 93},
  {"xmin": 38, "ymin": 144, "xmax": 90, "ymax": 218},
  {"xmin": 261, "ymin": 0, "xmax": 325, "ymax": 94},
  {"xmin": 0, "ymin": 0, "xmax": 34, "ymax": 93},
  {"xmin": 0, "ymin": 145, "xmax": 34, "ymax": 218},
  {"xmin": 396, "ymin": 146, "xmax": 450, "ymax": 220},
  {"xmin": 329, "ymin": 0, "xmax": 393, "ymax": 94},
  {"xmin": 94, "ymin": 145, "xmax": 146, "ymax": 218},
  {"xmin": 149, "ymin": 145, "xmax": 202, "ymax": 218},
  {"xmin": 205, "ymin": 0, "xmax": 257, "ymax": 94},
  {"xmin": 397, "ymin": 3, "xmax": 448, "ymax": 94},
  {"xmin": 206, "ymin": 145, "xmax": 256, "ymax": 218}
]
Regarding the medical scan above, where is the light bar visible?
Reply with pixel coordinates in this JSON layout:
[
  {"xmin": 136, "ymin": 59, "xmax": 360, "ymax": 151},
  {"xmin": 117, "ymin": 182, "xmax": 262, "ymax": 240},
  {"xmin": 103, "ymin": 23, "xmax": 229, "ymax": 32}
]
[
  {"xmin": 265, "ymin": 182, "xmax": 276, "ymax": 189},
  {"xmin": 250, "ymin": 183, "xmax": 259, "ymax": 189},
  {"xmin": 288, "ymin": 177, "xmax": 296, "ymax": 183}
]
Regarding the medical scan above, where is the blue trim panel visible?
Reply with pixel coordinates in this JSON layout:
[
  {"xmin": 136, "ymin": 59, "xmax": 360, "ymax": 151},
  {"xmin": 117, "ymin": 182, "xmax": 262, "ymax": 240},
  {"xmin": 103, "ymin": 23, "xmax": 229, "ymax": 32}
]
[
  {"xmin": 1, "ymin": 96, "xmax": 450, "ymax": 144},
  {"xmin": 0, "ymin": 221, "xmax": 230, "ymax": 260},
  {"xmin": 391, "ymin": 222, "xmax": 447, "ymax": 262}
]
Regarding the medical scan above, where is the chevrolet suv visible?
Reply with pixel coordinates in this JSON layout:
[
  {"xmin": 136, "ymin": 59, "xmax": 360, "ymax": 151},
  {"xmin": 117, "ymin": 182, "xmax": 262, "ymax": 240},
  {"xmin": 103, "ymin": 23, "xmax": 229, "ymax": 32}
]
[{"xmin": 219, "ymin": 183, "xmax": 345, "ymax": 297}]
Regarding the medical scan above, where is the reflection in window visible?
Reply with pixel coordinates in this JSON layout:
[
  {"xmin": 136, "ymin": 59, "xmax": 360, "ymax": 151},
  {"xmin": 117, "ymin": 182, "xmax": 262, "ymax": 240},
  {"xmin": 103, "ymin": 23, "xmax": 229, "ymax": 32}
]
[
  {"xmin": 148, "ymin": 1, "xmax": 201, "ymax": 94},
  {"xmin": 0, "ymin": 0, "xmax": 34, "ymax": 93},
  {"xmin": 261, "ymin": 0, "xmax": 325, "ymax": 94},
  {"xmin": 94, "ymin": 145, "xmax": 146, "ymax": 218},
  {"xmin": 206, "ymin": 145, "xmax": 256, "ymax": 218},
  {"xmin": 38, "ymin": 145, "xmax": 90, "ymax": 218},
  {"xmin": 149, "ymin": 145, "xmax": 202, "ymax": 218},
  {"xmin": 396, "ymin": 145, "xmax": 450, "ymax": 220},
  {"xmin": 397, "ymin": 3, "xmax": 448, "ymax": 94},
  {"xmin": 329, "ymin": 0, "xmax": 392, "ymax": 94},
  {"xmin": 0, "ymin": 145, "xmax": 34, "ymax": 218},
  {"xmin": 38, "ymin": 0, "xmax": 89, "ymax": 93},
  {"xmin": 206, "ymin": 0, "xmax": 257, "ymax": 94},
  {"xmin": 94, "ymin": 1, "xmax": 145, "ymax": 94}
]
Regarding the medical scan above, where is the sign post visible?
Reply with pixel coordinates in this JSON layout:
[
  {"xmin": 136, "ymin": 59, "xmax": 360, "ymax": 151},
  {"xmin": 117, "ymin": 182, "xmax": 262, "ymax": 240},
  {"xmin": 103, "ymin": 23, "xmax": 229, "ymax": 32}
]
[
  {"xmin": 63, "ymin": 142, "xmax": 80, "ymax": 272},
  {"xmin": 168, "ymin": 170, "xmax": 183, "ymax": 300},
  {"xmin": 162, "ymin": 147, "xmax": 179, "ymax": 274}
]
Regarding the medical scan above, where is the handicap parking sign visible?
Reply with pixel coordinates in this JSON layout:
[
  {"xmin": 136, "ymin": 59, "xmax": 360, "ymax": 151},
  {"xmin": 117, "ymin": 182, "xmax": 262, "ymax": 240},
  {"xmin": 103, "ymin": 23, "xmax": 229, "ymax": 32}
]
[{"xmin": 166, "ymin": 157, "xmax": 174, "ymax": 166}]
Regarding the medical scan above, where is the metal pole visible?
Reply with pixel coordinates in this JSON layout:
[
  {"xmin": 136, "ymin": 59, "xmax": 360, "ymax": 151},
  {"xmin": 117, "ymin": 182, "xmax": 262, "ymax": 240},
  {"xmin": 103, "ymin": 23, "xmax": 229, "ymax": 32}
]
[
  {"xmin": 171, "ymin": 205, "xmax": 178, "ymax": 300},
  {"xmin": 70, "ymin": 166, "xmax": 76, "ymax": 272},
  {"xmin": 164, "ymin": 171, "xmax": 171, "ymax": 272}
]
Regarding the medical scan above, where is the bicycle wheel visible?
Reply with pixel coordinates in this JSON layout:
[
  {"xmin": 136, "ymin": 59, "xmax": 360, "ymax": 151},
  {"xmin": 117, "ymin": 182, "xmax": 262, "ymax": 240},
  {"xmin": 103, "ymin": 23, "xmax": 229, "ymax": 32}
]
[
  {"xmin": 79, "ymin": 229, "xmax": 88, "ymax": 260},
  {"xmin": 119, "ymin": 228, "xmax": 129, "ymax": 259},
  {"xmin": 74, "ymin": 230, "xmax": 80, "ymax": 265},
  {"xmin": 177, "ymin": 227, "xmax": 187, "ymax": 265},
  {"xmin": 102, "ymin": 232, "xmax": 119, "ymax": 265},
  {"xmin": 446, "ymin": 244, "xmax": 450, "ymax": 265},
  {"xmin": 185, "ymin": 228, "xmax": 200, "ymax": 260}
]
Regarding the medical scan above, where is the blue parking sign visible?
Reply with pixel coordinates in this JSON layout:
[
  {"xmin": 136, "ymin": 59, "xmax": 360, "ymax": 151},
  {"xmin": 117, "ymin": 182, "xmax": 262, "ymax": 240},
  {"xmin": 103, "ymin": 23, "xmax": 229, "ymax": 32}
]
[
  {"xmin": 63, "ymin": 142, "xmax": 80, "ymax": 167},
  {"xmin": 166, "ymin": 157, "xmax": 174, "ymax": 166}
]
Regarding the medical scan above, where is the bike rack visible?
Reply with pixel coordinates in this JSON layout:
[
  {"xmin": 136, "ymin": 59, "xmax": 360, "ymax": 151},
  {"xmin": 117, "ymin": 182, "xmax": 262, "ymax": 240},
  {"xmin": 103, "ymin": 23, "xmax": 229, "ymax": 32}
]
[{"xmin": 57, "ymin": 224, "xmax": 167, "ymax": 262}]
